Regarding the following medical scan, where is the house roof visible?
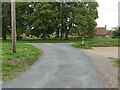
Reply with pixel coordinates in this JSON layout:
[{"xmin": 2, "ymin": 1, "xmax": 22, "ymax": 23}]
[{"xmin": 96, "ymin": 27, "xmax": 107, "ymax": 35}]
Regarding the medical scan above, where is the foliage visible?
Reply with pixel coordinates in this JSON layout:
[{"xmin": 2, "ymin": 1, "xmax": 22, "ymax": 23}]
[
  {"xmin": 107, "ymin": 30, "xmax": 113, "ymax": 35},
  {"xmin": 112, "ymin": 27, "xmax": 120, "ymax": 38},
  {"xmin": 72, "ymin": 2, "xmax": 98, "ymax": 38},
  {"xmin": 2, "ymin": 2, "xmax": 11, "ymax": 40},
  {"xmin": 29, "ymin": 2, "xmax": 58, "ymax": 39},
  {"xmin": 16, "ymin": 2, "xmax": 30, "ymax": 40},
  {"xmin": 2, "ymin": 2, "xmax": 99, "ymax": 40}
]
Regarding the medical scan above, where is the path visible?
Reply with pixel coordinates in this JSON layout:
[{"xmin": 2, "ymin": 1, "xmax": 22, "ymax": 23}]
[{"xmin": 3, "ymin": 43, "xmax": 103, "ymax": 88}]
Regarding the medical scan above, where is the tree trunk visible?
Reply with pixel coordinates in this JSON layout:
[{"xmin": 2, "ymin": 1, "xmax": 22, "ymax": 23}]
[
  {"xmin": 17, "ymin": 35, "xmax": 19, "ymax": 40},
  {"xmin": 43, "ymin": 31, "xmax": 47, "ymax": 40},
  {"xmin": 3, "ymin": 34, "xmax": 7, "ymax": 40},
  {"xmin": 17, "ymin": 35, "xmax": 22, "ymax": 40},
  {"xmin": 65, "ymin": 23, "xmax": 72, "ymax": 40},
  {"xmin": 56, "ymin": 29, "xmax": 59, "ymax": 38},
  {"xmin": 36, "ymin": 35, "xmax": 39, "ymax": 38},
  {"xmin": 65, "ymin": 30, "xmax": 69, "ymax": 40},
  {"xmin": 60, "ymin": 33, "xmax": 63, "ymax": 40}
]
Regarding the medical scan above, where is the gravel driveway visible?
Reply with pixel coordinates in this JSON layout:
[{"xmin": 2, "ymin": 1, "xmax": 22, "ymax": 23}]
[
  {"xmin": 80, "ymin": 47, "xmax": 119, "ymax": 88},
  {"xmin": 3, "ymin": 43, "xmax": 103, "ymax": 88}
]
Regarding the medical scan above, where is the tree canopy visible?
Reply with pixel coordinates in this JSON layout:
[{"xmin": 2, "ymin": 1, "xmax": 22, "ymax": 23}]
[
  {"xmin": 2, "ymin": 2, "xmax": 99, "ymax": 40},
  {"xmin": 112, "ymin": 27, "xmax": 120, "ymax": 38}
]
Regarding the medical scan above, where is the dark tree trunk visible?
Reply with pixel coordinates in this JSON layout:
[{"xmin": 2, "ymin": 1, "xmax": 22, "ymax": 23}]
[
  {"xmin": 60, "ymin": 33, "xmax": 63, "ymax": 40},
  {"xmin": 65, "ymin": 29, "xmax": 69, "ymax": 40},
  {"xmin": 43, "ymin": 31, "xmax": 47, "ymax": 40},
  {"xmin": 36, "ymin": 35, "xmax": 39, "ymax": 38},
  {"xmin": 17, "ymin": 35, "xmax": 22, "ymax": 40},
  {"xmin": 17, "ymin": 35, "xmax": 20, "ymax": 40},
  {"xmin": 56, "ymin": 29, "xmax": 59, "ymax": 38},
  {"xmin": 3, "ymin": 34, "xmax": 7, "ymax": 40}
]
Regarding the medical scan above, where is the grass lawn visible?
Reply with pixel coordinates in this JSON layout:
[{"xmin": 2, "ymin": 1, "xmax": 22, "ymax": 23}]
[
  {"xmin": 108, "ymin": 57, "xmax": 120, "ymax": 67},
  {"xmin": 1, "ymin": 43, "xmax": 42, "ymax": 83},
  {"xmin": 2, "ymin": 38, "xmax": 119, "ymax": 43},
  {"xmin": 71, "ymin": 42, "xmax": 120, "ymax": 49}
]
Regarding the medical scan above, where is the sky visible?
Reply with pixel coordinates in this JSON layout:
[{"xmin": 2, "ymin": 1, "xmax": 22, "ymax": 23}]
[{"xmin": 96, "ymin": 0, "xmax": 119, "ymax": 30}]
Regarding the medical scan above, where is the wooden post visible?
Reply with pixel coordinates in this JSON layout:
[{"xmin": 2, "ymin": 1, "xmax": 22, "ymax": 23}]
[{"xmin": 11, "ymin": 0, "xmax": 16, "ymax": 53}]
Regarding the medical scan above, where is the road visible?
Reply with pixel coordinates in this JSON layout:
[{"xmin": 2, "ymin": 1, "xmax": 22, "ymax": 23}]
[{"xmin": 3, "ymin": 43, "xmax": 103, "ymax": 88}]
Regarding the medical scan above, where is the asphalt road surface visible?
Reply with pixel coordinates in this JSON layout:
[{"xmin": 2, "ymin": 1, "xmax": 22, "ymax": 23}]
[{"xmin": 3, "ymin": 43, "xmax": 103, "ymax": 88}]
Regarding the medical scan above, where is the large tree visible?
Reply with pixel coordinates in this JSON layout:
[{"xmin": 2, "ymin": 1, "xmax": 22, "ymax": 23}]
[
  {"xmin": 2, "ymin": 2, "xmax": 99, "ymax": 40},
  {"xmin": 71, "ymin": 2, "xmax": 98, "ymax": 38},
  {"xmin": 29, "ymin": 2, "xmax": 58, "ymax": 40},
  {"xmin": 56, "ymin": 2, "xmax": 99, "ymax": 40},
  {"xmin": 2, "ymin": 2, "xmax": 11, "ymax": 40},
  {"xmin": 112, "ymin": 27, "xmax": 120, "ymax": 38},
  {"xmin": 2, "ymin": 2, "xmax": 30, "ymax": 40}
]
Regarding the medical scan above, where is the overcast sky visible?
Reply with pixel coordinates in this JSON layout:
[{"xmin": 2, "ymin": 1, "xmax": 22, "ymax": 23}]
[{"xmin": 96, "ymin": 0, "xmax": 119, "ymax": 30}]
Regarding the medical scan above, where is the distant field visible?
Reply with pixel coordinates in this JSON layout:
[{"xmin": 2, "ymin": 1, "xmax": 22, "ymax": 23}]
[{"xmin": 2, "ymin": 38, "xmax": 119, "ymax": 43}]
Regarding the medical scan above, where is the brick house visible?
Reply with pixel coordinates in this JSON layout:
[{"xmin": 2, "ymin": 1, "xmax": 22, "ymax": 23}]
[{"xmin": 96, "ymin": 27, "xmax": 107, "ymax": 38}]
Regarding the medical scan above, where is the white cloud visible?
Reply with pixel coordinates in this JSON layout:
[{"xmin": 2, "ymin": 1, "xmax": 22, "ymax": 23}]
[{"xmin": 96, "ymin": 0, "xmax": 119, "ymax": 30}]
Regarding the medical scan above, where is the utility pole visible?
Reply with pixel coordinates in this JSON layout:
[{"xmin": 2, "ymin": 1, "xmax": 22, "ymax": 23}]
[{"xmin": 11, "ymin": 0, "xmax": 16, "ymax": 53}]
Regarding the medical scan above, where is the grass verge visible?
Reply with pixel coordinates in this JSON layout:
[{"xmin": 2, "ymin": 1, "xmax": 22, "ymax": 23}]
[
  {"xmin": 71, "ymin": 42, "xmax": 120, "ymax": 49},
  {"xmin": 71, "ymin": 43, "xmax": 92, "ymax": 49},
  {"xmin": 2, "ymin": 38, "xmax": 118, "ymax": 43},
  {"xmin": 108, "ymin": 57, "xmax": 120, "ymax": 67},
  {"xmin": 1, "ymin": 43, "xmax": 42, "ymax": 83}
]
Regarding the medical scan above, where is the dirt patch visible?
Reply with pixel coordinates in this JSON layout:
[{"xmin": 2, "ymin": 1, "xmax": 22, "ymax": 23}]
[{"xmin": 80, "ymin": 47, "xmax": 119, "ymax": 88}]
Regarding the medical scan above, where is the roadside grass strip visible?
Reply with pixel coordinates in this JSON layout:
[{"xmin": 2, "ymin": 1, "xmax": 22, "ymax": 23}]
[
  {"xmin": 1, "ymin": 43, "xmax": 42, "ymax": 83},
  {"xmin": 71, "ymin": 43, "xmax": 92, "ymax": 49},
  {"xmin": 71, "ymin": 42, "xmax": 120, "ymax": 49},
  {"xmin": 2, "ymin": 38, "xmax": 118, "ymax": 43},
  {"xmin": 108, "ymin": 57, "xmax": 120, "ymax": 67}
]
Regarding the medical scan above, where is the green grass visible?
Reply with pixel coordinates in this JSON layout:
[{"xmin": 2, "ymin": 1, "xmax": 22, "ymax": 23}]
[
  {"xmin": 85, "ymin": 38, "xmax": 119, "ymax": 42},
  {"xmin": 71, "ymin": 43, "xmax": 92, "ymax": 49},
  {"xmin": 2, "ymin": 38, "xmax": 81, "ymax": 43},
  {"xmin": 108, "ymin": 57, "xmax": 120, "ymax": 67},
  {"xmin": 90, "ymin": 42, "xmax": 120, "ymax": 47},
  {"xmin": 1, "ymin": 43, "xmax": 43, "ymax": 83},
  {"xmin": 2, "ymin": 38, "xmax": 118, "ymax": 43},
  {"xmin": 71, "ymin": 42, "xmax": 120, "ymax": 49}
]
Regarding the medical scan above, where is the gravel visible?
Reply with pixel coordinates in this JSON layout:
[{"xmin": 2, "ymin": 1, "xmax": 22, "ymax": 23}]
[{"xmin": 80, "ymin": 47, "xmax": 119, "ymax": 88}]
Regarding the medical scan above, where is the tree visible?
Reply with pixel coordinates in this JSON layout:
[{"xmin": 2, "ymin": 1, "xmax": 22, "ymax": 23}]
[
  {"xmin": 112, "ymin": 27, "xmax": 120, "ymax": 38},
  {"xmin": 61, "ymin": 2, "xmax": 75, "ymax": 40},
  {"xmin": 2, "ymin": 2, "xmax": 11, "ymax": 40},
  {"xmin": 56, "ymin": 2, "xmax": 99, "ymax": 39},
  {"xmin": 16, "ymin": 2, "xmax": 31, "ymax": 40},
  {"xmin": 2, "ymin": 2, "xmax": 30, "ymax": 40},
  {"xmin": 29, "ymin": 2, "xmax": 58, "ymax": 40},
  {"xmin": 107, "ymin": 30, "xmax": 113, "ymax": 35},
  {"xmin": 72, "ymin": 2, "xmax": 98, "ymax": 38},
  {"xmin": 2, "ymin": 2, "xmax": 99, "ymax": 40}
]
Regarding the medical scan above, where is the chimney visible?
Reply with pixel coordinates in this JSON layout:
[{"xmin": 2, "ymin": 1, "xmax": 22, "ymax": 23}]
[{"xmin": 105, "ymin": 25, "xmax": 107, "ymax": 30}]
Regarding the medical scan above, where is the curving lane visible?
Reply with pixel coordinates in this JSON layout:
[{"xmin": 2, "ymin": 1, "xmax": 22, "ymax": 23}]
[{"xmin": 3, "ymin": 43, "xmax": 103, "ymax": 88}]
